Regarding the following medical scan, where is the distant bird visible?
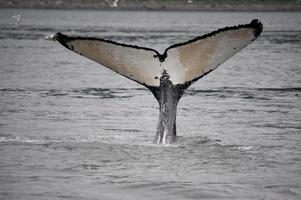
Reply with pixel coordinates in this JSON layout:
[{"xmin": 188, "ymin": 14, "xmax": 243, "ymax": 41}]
[
  {"xmin": 105, "ymin": 0, "xmax": 120, "ymax": 7},
  {"xmin": 12, "ymin": 14, "xmax": 21, "ymax": 24}
]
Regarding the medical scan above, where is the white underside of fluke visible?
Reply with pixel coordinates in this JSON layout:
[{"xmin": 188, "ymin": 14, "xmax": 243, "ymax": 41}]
[
  {"xmin": 164, "ymin": 29, "xmax": 255, "ymax": 84},
  {"xmin": 57, "ymin": 22, "xmax": 260, "ymax": 87}
]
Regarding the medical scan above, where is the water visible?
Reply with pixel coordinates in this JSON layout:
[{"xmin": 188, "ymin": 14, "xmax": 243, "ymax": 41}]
[{"xmin": 0, "ymin": 9, "xmax": 300, "ymax": 199}]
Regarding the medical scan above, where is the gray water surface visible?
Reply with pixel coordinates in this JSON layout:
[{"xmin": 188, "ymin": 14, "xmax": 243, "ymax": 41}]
[{"xmin": 0, "ymin": 9, "xmax": 300, "ymax": 200}]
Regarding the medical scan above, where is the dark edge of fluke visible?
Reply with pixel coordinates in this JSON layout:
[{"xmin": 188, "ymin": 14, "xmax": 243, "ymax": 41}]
[
  {"xmin": 53, "ymin": 19, "xmax": 262, "ymax": 64},
  {"xmin": 165, "ymin": 19, "xmax": 263, "ymax": 53},
  {"xmin": 54, "ymin": 32, "xmax": 160, "ymax": 55}
]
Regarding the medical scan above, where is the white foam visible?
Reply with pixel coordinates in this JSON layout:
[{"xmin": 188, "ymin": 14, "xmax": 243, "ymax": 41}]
[
  {"xmin": 45, "ymin": 33, "xmax": 56, "ymax": 41},
  {"xmin": 237, "ymin": 146, "xmax": 253, "ymax": 151}
]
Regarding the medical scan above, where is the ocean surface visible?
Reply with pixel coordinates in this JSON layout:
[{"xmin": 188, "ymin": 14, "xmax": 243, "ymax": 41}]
[{"xmin": 0, "ymin": 9, "xmax": 300, "ymax": 200}]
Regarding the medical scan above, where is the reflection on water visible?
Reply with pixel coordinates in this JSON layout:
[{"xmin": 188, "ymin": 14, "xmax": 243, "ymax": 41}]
[{"xmin": 0, "ymin": 9, "xmax": 300, "ymax": 200}]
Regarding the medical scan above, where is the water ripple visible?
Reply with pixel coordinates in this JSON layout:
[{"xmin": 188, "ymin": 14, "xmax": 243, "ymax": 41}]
[{"xmin": 186, "ymin": 87, "xmax": 301, "ymax": 100}]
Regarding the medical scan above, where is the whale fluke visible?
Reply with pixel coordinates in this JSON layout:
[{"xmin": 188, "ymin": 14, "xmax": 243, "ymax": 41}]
[{"xmin": 55, "ymin": 19, "xmax": 262, "ymax": 144}]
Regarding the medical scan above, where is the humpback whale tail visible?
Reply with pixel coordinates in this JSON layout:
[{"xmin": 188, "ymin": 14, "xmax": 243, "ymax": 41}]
[{"xmin": 55, "ymin": 19, "xmax": 263, "ymax": 144}]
